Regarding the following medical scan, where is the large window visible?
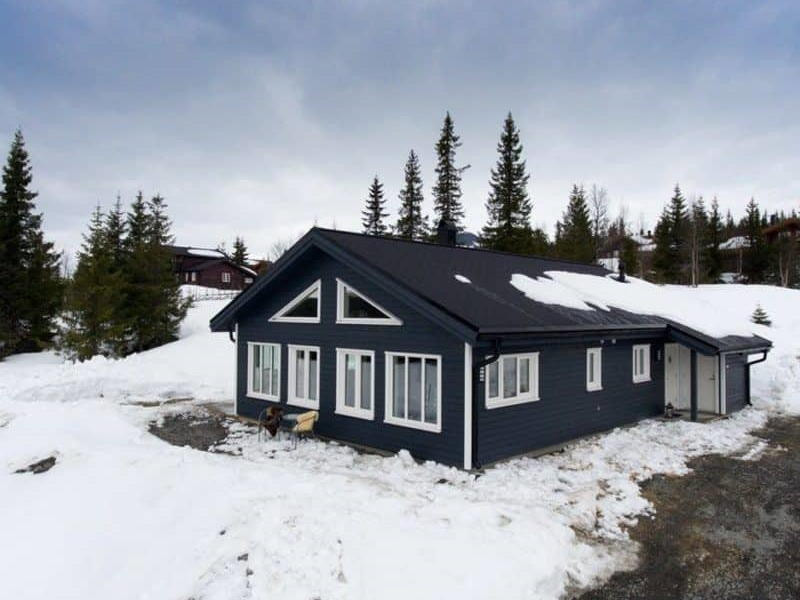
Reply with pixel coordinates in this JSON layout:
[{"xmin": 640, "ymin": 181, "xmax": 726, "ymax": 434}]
[
  {"xmin": 270, "ymin": 280, "xmax": 321, "ymax": 323},
  {"xmin": 336, "ymin": 279, "xmax": 402, "ymax": 325},
  {"xmin": 586, "ymin": 348, "xmax": 602, "ymax": 392},
  {"xmin": 248, "ymin": 342, "xmax": 280, "ymax": 400},
  {"xmin": 632, "ymin": 344, "xmax": 651, "ymax": 383},
  {"xmin": 335, "ymin": 348, "xmax": 375, "ymax": 420},
  {"xmin": 385, "ymin": 352, "xmax": 440, "ymax": 432},
  {"xmin": 287, "ymin": 345, "xmax": 320, "ymax": 408},
  {"xmin": 485, "ymin": 353, "xmax": 539, "ymax": 408}
]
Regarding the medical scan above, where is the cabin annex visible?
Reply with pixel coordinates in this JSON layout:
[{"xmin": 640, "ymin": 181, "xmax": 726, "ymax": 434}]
[
  {"xmin": 167, "ymin": 245, "xmax": 257, "ymax": 290},
  {"xmin": 209, "ymin": 227, "xmax": 771, "ymax": 469}
]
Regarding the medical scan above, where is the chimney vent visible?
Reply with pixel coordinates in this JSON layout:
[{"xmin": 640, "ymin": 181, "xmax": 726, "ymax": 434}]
[{"xmin": 436, "ymin": 218, "xmax": 457, "ymax": 246}]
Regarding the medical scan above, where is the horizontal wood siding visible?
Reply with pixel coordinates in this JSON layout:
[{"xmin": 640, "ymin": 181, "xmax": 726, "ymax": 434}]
[
  {"xmin": 235, "ymin": 247, "xmax": 465, "ymax": 467},
  {"xmin": 724, "ymin": 353, "xmax": 748, "ymax": 413},
  {"xmin": 476, "ymin": 338, "xmax": 665, "ymax": 466}
]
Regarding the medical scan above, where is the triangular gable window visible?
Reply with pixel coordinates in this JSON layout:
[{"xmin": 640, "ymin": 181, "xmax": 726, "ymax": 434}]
[
  {"xmin": 270, "ymin": 280, "xmax": 321, "ymax": 323},
  {"xmin": 336, "ymin": 279, "xmax": 402, "ymax": 326}
]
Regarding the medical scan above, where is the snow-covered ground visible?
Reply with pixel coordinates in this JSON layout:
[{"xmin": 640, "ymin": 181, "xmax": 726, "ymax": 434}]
[{"xmin": 1, "ymin": 285, "xmax": 798, "ymax": 600}]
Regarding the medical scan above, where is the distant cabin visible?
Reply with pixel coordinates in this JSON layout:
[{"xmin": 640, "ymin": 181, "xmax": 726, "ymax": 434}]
[
  {"xmin": 167, "ymin": 245, "xmax": 258, "ymax": 290},
  {"xmin": 210, "ymin": 225, "xmax": 770, "ymax": 470}
]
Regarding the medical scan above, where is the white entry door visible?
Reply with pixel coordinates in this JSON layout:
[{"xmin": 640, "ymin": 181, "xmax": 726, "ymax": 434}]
[
  {"xmin": 697, "ymin": 355, "xmax": 718, "ymax": 413},
  {"xmin": 664, "ymin": 343, "xmax": 691, "ymax": 410}
]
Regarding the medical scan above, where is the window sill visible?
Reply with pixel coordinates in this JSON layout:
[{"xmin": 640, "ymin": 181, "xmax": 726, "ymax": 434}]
[
  {"xmin": 486, "ymin": 395, "xmax": 540, "ymax": 409},
  {"xmin": 335, "ymin": 407, "xmax": 374, "ymax": 421},
  {"xmin": 632, "ymin": 377, "xmax": 651, "ymax": 384},
  {"xmin": 586, "ymin": 385, "xmax": 603, "ymax": 392},
  {"xmin": 383, "ymin": 416, "xmax": 441, "ymax": 433},
  {"xmin": 335, "ymin": 318, "xmax": 402, "ymax": 326},
  {"xmin": 247, "ymin": 392, "xmax": 279, "ymax": 402},
  {"xmin": 287, "ymin": 398, "xmax": 319, "ymax": 410},
  {"xmin": 269, "ymin": 317, "xmax": 320, "ymax": 324}
]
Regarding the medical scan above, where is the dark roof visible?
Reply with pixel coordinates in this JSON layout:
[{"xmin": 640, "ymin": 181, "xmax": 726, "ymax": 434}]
[{"xmin": 210, "ymin": 228, "xmax": 771, "ymax": 352}]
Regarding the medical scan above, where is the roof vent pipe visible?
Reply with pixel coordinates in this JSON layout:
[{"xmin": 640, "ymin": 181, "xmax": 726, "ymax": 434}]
[
  {"xmin": 617, "ymin": 259, "xmax": 626, "ymax": 282},
  {"xmin": 436, "ymin": 218, "xmax": 458, "ymax": 246}
]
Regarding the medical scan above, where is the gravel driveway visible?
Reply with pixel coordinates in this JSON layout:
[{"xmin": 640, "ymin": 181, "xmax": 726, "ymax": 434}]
[{"xmin": 577, "ymin": 416, "xmax": 800, "ymax": 600}]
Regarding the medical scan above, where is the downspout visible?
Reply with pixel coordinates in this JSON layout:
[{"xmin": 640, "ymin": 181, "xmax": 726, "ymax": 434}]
[
  {"xmin": 745, "ymin": 350, "xmax": 769, "ymax": 406},
  {"xmin": 228, "ymin": 321, "xmax": 236, "ymax": 343},
  {"xmin": 471, "ymin": 339, "xmax": 501, "ymax": 470}
]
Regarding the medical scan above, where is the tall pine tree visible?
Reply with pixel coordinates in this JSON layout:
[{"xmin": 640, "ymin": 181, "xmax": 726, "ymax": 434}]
[
  {"xmin": 0, "ymin": 130, "xmax": 62, "ymax": 357},
  {"xmin": 688, "ymin": 196, "xmax": 708, "ymax": 286},
  {"xmin": 361, "ymin": 176, "xmax": 389, "ymax": 235},
  {"xmin": 432, "ymin": 112, "xmax": 465, "ymax": 229},
  {"xmin": 743, "ymin": 198, "xmax": 768, "ymax": 283},
  {"xmin": 481, "ymin": 113, "xmax": 533, "ymax": 253},
  {"xmin": 231, "ymin": 236, "xmax": 249, "ymax": 266},
  {"xmin": 652, "ymin": 185, "xmax": 689, "ymax": 283},
  {"xmin": 555, "ymin": 184, "xmax": 594, "ymax": 263},
  {"xmin": 61, "ymin": 205, "xmax": 123, "ymax": 360},
  {"xmin": 704, "ymin": 197, "xmax": 724, "ymax": 282},
  {"xmin": 395, "ymin": 150, "xmax": 428, "ymax": 240}
]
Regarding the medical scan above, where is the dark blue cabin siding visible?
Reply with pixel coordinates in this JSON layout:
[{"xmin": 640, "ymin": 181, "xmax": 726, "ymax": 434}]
[
  {"xmin": 724, "ymin": 353, "xmax": 748, "ymax": 413},
  {"xmin": 235, "ymin": 247, "xmax": 466, "ymax": 467},
  {"xmin": 475, "ymin": 338, "xmax": 665, "ymax": 466}
]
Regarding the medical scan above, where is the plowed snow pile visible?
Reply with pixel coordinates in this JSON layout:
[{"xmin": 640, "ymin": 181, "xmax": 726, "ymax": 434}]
[{"xmin": 1, "ymin": 284, "xmax": 798, "ymax": 600}]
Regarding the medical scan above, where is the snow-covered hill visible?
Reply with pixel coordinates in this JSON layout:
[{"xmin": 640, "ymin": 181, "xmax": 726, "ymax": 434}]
[{"xmin": 0, "ymin": 285, "xmax": 798, "ymax": 600}]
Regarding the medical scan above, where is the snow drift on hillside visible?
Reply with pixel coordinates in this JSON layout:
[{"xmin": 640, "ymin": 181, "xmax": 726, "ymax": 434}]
[
  {"xmin": 0, "ymin": 284, "xmax": 798, "ymax": 600},
  {"xmin": 511, "ymin": 271, "xmax": 768, "ymax": 338}
]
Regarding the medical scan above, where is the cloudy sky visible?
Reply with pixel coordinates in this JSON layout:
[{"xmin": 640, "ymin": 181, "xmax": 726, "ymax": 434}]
[{"xmin": 1, "ymin": 0, "xmax": 798, "ymax": 259}]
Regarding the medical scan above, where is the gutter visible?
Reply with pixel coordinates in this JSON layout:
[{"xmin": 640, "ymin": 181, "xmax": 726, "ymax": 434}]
[
  {"xmin": 470, "ymin": 339, "xmax": 501, "ymax": 470},
  {"xmin": 745, "ymin": 350, "xmax": 770, "ymax": 406}
]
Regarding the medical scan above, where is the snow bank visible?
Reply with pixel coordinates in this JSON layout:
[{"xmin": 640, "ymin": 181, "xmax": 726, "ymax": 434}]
[
  {"xmin": 0, "ymin": 284, "xmax": 798, "ymax": 600},
  {"xmin": 511, "ymin": 271, "xmax": 768, "ymax": 338}
]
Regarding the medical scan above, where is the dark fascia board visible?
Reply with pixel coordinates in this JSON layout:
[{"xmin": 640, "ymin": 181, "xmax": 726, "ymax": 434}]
[
  {"xmin": 666, "ymin": 326, "xmax": 719, "ymax": 356},
  {"xmin": 209, "ymin": 228, "xmax": 478, "ymax": 342}
]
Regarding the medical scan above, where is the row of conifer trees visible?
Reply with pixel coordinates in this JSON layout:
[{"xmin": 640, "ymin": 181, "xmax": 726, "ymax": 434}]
[{"xmin": 360, "ymin": 113, "xmax": 797, "ymax": 286}]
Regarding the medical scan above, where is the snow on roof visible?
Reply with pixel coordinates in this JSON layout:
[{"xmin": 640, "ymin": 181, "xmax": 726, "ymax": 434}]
[
  {"xmin": 511, "ymin": 271, "xmax": 758, "ymax": 338},
  {"xmin": 720, "ymin": 236, "xmax": 749, "ymax": 250},
  {"xmin": 187, "ymin": 248, "xmax": 226, "ymax": 258},
  {"xmin": 454, "ymin": 274, "xmax": 471, "ymax": 284}
]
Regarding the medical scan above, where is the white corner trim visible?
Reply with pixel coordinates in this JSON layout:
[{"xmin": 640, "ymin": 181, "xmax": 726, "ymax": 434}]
[
  {"xmin": 336, "ymin": 278, "xmax": 403, "ymax": 326},
  {"xmin": 464, "ymin": 342, "xmax": 473, "ymax": 470},
  {"xmin": 269, "ymin": 279, "xmax": 321, "ymax": 323},
  {"xmin": 234, "ymin": 322, "xmax": 239, "ymax": 415}
]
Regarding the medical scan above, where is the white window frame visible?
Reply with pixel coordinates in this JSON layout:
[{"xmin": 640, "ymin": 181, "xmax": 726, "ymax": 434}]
[
  {"xmin": 586, "ymin": 347, "xmax": 602, "ymax": 392},
  {"xmin": 270, "ymin": 279, "xmax": 321, "ymax": 324},
  {"xmin": 335, "ymin": 348, "xmax": 375, "ymax": 420},
  {"xmin": 221, "ymin": 271, "xmax": 231, "ymax": 283},
  {"xmin": 336, "ymin": 278, "xmax": 402, "ymax": 326},
  {"xmin": 384, "ymin": 351, "xmax": 441, "ymax": 433},
  {"xmin": 485, "ymin": 352, "xmax": 540, "ymax": 409},
  {"xmin": 247, "ymin": 342, "xmax": 281, "ymax": 401},
  {"xmin": 632, "ymin": 344, "xmax": 651, "ymax": 383},
  {"xmin": 287, "ymin": 344, "xmax": 320, "ymax": 409}
]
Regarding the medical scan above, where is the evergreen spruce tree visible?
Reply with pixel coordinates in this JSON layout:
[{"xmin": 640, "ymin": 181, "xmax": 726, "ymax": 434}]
[
  {"xmin": 750, "ymin": 304, "xmax": 771, "ymax": 326},
  {"xmin": 395, "ymin": 150, "xmax": 428, "ymax": 240},
  {"xmin": 361, "ymin": 176, "xmax": 389, "ymax": 235},
  {"xmin": 688, "ymin": 196, "xmax": 708, "ymax": 286},
  {"xmin": 0, "ymin": 130, "xmax": 62, "ymax": 357},
  {"xmin": 232, "ymin": 236, "xmax": 249, "ymax": 266},
  {"xmin": 61, "ymin": 206, "xmax": 122, "ymax": 360},
  {"xmin": 120, "ymin": 193, "xmax": 190, "ymax": 355},
  {"xmin": 620, "ymin": 235, "xmax": 640, "ymax": 277},
  {"xmin": 704, "ymin": 197, "xmax": 724, "ymax": 282},
  {"xmin": 743, "ymin": 197, "xmax": 768, "ymax": 283},
  {"xmin": 555, "ymin": 184, "xmax": 594, "ymax": 263},
  {"xmin": 432, "ymin": 112, "xmax": 465, "ymax": 229},
  {"xmin": 652, "ymin": 185, "xmax": 689, "ymax": 283},
  {"xmin": 481, "ymin": 113, "xmax": 534, "ymax": 253}
]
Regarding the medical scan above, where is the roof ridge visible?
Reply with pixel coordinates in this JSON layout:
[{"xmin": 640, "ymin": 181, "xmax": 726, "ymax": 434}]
[{"xmin": 312, "ymin": 227, "xmax": 606, "ymax": 270}]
